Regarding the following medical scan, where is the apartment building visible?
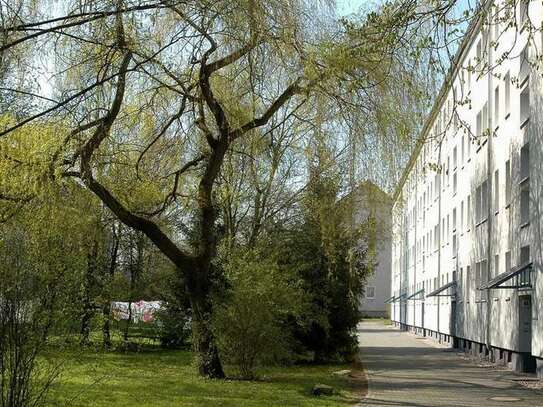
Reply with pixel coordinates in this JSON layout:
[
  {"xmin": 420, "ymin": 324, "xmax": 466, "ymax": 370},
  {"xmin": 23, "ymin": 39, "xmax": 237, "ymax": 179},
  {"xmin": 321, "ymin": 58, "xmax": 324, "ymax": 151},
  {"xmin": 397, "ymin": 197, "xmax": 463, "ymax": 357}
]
[
  {"xmin": 389, "ymin": 0, "xmax": 543, "ymax": 377},
  {"xmin": 345, "ymin": 181, "xmax": 392, "ymax": 318}
]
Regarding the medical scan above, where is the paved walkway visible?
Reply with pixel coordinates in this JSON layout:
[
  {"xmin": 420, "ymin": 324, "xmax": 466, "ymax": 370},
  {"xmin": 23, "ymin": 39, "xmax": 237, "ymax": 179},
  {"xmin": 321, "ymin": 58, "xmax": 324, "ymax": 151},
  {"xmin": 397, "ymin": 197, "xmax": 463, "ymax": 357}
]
[{"xmin": 357, "ymin": 320, "xmax": 543, "ymax": 406}]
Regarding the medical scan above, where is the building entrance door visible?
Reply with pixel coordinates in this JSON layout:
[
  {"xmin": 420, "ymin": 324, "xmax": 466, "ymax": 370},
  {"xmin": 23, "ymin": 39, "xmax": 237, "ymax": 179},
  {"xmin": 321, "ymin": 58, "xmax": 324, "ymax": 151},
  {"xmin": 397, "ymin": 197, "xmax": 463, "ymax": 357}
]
[
  {"xmin": 518, "ymin": 295, "xmax": 532, "ymax": 352},
  {"xmin": 421, "ymin": 302, "xmax": 425, "ymax": 336}
]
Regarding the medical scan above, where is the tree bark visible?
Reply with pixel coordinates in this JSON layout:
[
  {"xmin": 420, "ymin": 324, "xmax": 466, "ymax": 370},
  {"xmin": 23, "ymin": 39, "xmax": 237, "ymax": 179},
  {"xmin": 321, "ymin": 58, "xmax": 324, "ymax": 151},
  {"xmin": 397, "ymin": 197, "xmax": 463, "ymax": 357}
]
[{"xmin": 102, "ymin": 227, "xmax": 119, "ymax": 348}]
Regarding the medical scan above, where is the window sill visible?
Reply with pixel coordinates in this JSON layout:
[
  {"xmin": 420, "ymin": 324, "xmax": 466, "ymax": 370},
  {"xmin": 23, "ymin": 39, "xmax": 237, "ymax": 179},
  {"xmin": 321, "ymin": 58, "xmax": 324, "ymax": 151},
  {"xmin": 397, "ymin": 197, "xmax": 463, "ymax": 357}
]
[
  {"xmin": 505, "ymin": 112, "xmax": 510, "ymax": 120},
  {"xmin": 519, "ymin": 176, "xmax": 529, "ymax": 185},
  {"xmin": 520, "ymin": 117, "xmax": 530, "ymax": 129},
  {"xmin": 476, "ymin": 218, "xmax": 488, "ymax": 227},
  {"xmin": 505, "ymin": 203, "xmax": 511, "ymax": 209},
  {"xmin": 494, "ymin": 210, "xmax": 499, "ymax": 216},
  {"xmin": 520, "ymin": 221, "xmax": 530, "ymax": 229}
]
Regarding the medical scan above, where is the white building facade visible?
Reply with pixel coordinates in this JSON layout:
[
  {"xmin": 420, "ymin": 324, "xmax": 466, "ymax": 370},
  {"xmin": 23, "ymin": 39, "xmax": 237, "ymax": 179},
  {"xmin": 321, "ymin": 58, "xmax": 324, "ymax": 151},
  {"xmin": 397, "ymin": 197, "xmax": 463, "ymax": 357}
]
[{"xmin": 390, "ymin": 0, "xmax": 543, "ymax": 377}]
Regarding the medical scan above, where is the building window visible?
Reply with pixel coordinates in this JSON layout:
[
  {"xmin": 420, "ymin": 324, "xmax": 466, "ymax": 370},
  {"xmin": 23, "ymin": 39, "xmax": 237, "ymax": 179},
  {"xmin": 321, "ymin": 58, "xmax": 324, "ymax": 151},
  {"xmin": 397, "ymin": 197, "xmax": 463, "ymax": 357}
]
[
  {"xmin": 520, "ymin": 183, "xmax": 530, "ymax": 225},
  {"xmin": 520, "ymin": 143, "xmax": 530, "ymax": 225},
  {"xmin": 520, "ymin": 45, "xmax": 530, "ymax": 85},
  {"xmin": 453, "ymin": 172, "xmax": 457, "ymax": 195},
  {"xmin": 520, "ymin": 143, "xmax": 530, "ymax": 181},
  {"xmin": 520, "ymin": 0, "xmax": 529, "ymax": 29},
  {"xmin": 476, "ymin": 102, "xmax": 489, "ymax": 145},
  {"xmin": 505, "ymin": 160, "xmax": 511, "ymax": 204},
  {"xmin": 467, "ymin": 194, "xmax": 472, "ymax": 229},
  {"xmin": 504, "ymin": 71, "xmax": 511, "ymax": 117},
  {"xmin": 366, "ymin": 286, "xmax": 376, "ymax": 299},
  {"xmin": 461, "ymin": 135, "xmax": 465, "ymax": 164},
  {"xmin": 494, "ymin": 169, "xmax": 499, "ymax": 212},
  {"xmin": 520, "ymin": 85, "xmax": 530, "ymax": 126},
  {"xmin": 520, "ymin": 245, "xmax": 530, "ymax": 265},
  {"xmin": 468, "ymin": 59, "xmax": 472, "ymax": 89},
  {"xmin": 505, "ymin": 251, "xmax": 511, "ymax": 271},
  {"xmin": 461, "ymin": 201, "xmax": 464, "ymax": 231},
  {"xmin": 447, "ymin": 214, "xmax": 450, "ymax": 244},
  {"xmin": 494, "ymin": 254, "xmax": 499, "ymax": 279},
  {"xmin": 494, "ymin": 85, "xmax": 500, "ymax": 126}
]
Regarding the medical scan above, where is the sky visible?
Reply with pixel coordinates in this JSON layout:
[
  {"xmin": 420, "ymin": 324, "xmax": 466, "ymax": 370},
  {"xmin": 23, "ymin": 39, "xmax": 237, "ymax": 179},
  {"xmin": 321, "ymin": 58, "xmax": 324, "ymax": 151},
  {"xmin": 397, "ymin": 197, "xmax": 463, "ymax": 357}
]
[{"xmin": 336, "ymin": 0, "xmax": 369, "ymax": 17}]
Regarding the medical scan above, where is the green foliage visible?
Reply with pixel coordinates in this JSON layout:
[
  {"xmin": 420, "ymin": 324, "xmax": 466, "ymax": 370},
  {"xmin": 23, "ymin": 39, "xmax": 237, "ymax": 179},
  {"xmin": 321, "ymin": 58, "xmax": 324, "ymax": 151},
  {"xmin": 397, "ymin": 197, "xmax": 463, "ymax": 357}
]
[
  {"xmin": 212, "ymin": 249, "xmax": 305, "ymax": 379},
  {"xmin": 274, "ymin": 156, "xmax": 374, "ymax": 363}
]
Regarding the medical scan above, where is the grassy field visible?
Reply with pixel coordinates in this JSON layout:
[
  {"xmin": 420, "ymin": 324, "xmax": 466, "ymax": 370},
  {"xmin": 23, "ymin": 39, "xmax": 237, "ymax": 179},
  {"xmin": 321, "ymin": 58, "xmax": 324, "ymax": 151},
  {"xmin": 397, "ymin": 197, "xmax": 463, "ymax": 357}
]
[{"xmin": 45, "ymin": 348, "xmax": 363, "ymax": 406}]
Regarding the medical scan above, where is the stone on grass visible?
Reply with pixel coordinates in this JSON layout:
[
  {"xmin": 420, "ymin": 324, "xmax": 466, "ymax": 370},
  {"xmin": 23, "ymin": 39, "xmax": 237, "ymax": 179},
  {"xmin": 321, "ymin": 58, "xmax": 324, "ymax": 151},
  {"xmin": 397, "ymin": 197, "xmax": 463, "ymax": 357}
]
[
  {"xmin": 312, "ymin": 384, "xmax": 334, "ymax": 396},
  {"xmin": 331, "ymin": 369, "xmax": 351, "ymax": 376}
]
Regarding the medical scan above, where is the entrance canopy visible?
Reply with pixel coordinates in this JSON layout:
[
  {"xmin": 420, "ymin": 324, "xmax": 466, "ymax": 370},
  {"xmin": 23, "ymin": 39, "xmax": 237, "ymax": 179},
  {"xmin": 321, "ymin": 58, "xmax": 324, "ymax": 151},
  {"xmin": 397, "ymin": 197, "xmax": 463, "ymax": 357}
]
[
  {"xmin": 384, "ymin": 293, "xmax": 407, "ymax": 303},
  {"xmin": 480, "ymin": 262, "xmax": 533, "ymax": 290},
  {"xmin": 426, "ymin": 281, "xmax": 456, "ymax": 298},
  {"xmin": 384, "ymin": 295, "xmax": 396, "ymax": 304},
  {"xmin": 406, "ymin": 289, "xmax": 425, "ymax": 300}
]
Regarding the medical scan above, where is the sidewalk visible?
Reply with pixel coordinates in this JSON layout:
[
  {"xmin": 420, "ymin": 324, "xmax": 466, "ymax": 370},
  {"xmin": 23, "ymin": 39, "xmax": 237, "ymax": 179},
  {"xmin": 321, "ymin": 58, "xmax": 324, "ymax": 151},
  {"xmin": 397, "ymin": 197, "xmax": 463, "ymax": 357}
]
[{"xmin": 357, "ymin": 320, "xmax": 543, "ymax": 406}]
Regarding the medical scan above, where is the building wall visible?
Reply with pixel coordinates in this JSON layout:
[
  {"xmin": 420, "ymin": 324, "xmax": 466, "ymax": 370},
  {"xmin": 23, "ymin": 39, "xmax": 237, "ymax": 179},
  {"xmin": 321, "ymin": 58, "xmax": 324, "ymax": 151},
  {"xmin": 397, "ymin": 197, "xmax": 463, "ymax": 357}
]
[
  {"xmin": 391, "ymin": 0, "xmax": 543, "ymax": 375},
  {"xmin": 348, "ymin": 183, "xmax": 392, "ymax": 318}
]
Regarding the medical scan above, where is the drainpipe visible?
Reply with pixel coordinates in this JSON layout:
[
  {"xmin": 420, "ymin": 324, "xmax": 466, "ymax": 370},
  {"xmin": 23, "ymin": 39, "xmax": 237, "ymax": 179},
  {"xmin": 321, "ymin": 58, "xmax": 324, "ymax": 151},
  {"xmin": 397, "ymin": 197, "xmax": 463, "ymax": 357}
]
[
  {"xmin": 485, "ymin": 14, "xmax": 494, "ymax": 357},
  {"xmin": 437, "ymin": 144, "xmax": 443, "ymax": 341},
  {"xmin": 414, "ymin": 168, "xmax": 418, "ymax": 330}
]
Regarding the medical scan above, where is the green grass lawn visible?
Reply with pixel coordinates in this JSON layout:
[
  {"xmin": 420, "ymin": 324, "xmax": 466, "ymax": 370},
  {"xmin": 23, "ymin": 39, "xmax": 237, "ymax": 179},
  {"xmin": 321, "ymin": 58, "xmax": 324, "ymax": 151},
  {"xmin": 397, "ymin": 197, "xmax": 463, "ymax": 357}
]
[{"xmin": 45, "ymin": 348, "xmax": 362, "ymax": 406}]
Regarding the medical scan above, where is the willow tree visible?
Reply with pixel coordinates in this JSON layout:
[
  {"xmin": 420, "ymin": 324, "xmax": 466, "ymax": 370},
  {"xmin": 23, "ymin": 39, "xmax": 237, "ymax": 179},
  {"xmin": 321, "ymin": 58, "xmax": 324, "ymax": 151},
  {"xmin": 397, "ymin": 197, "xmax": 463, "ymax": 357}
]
[{"xmin": 1, "ymin": 0, "xmax": 468, "ymax": 377}]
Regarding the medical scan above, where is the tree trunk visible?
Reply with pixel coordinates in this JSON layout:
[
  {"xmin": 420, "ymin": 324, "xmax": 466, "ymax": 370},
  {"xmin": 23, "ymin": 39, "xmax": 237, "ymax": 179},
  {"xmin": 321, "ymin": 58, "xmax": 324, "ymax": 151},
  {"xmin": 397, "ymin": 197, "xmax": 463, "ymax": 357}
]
[
  {"xmin": 186, "ymin": 271, "xmax": 224, "ymax": 378},
  {"xmin": 102, "ymin": 229, "xmax": 119, "ymax": 348}
]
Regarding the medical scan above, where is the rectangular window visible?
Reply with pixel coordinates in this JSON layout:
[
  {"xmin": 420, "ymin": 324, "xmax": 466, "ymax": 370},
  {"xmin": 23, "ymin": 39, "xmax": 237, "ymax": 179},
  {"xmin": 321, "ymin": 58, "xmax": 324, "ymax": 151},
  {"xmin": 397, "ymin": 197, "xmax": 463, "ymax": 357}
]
[
  {"xmin": 520, "ymin": 245, "xmax": 530, "ymax": 265},
  {"xmin": 505, "ymin": 160, "xmax": 511, "ymax": 204},
  {"xmin": 494, "ymin": 85, "xmax": 500, "ymax": 125},
  {"xmin": 461, "ymin": 201, "xmax": 464, "ymax": 231},
  {"xmin": 453, "ymin": 146, "xmax": 458, "ymax": 169},
  {"xmin": 520, "ymin": 85, "xmax": 530, "ymax": 125},
  {"xmin": 461, "ymin": 135, "xmax": 465, "ymax": 164},
  {"xmin": 520, "ymin": 183, "xmax": 530, "ymax": 225},
  {"xmin": 476, "ymin": 39, "xmax": 482, "ymax": 68},
  {"xmin": 467, "ymin": 194, "xmax": 472, "ymax": 229},
  {"xmin": 442, "ymin": 218, "xmax": 445, "ymax": 246},
  {"xmin": 504, "ymin": 72, "xmax": 511, "ymax": 117},
  {"xmin": 366, "ymin": 286, "xmax": 376, "ymax": 299},
  {"xmin": 476, "ymin": 110, "xmax": 482, "ymax": 138},
  {"xmin": 481, "ymin": 180, "xmax": 488, "ymax": 221},
  {"xmin": 453, "ymin": 172, "xmax": 457, "ymax": 195},
  {"xmin": 468, "ymin": 59, "xmax": 472, "ymax": 89},
  {"xmin": 520, "ymin": 143, "xmax": 530, "ymax": 181},
  {"xmin": 505, "ymin": 251, "xmax": 511, "ymax": 271},
  {"xmin": 476, "ymin": 262, "xmax": 481, "ymax": 289},
  {"xmin": 453, "ymin": 208, "xmax": 457, "ymax": 231},
  {"xmin": 447, "ymin": 214, "xmax": 450, "ymax": 244},
  {"xmin": 447, "ymin": 156, "xmax": 450, "ymax": 186},
  {"xmin": 475, "ymin": 185, "xmax": 482, "ymax": 222},
  {"xmin": 520, "ymin": 0, "xmax": 529, "ymax": 26},
  {"xmin": 494, "ymin": 254, "xmax": 499, "ymax": 279},
  {"xmin": 494, "ymin": 169, "xmax": 499, "ymax": 212}
]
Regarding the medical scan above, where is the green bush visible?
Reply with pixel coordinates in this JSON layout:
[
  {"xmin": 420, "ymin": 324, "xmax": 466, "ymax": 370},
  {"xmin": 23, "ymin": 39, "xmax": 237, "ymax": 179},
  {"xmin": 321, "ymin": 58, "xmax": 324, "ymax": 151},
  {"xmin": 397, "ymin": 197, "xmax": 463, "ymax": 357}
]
[{"xmin": 212, "ymin": 250, "xmax": 305, "ymax": 379}]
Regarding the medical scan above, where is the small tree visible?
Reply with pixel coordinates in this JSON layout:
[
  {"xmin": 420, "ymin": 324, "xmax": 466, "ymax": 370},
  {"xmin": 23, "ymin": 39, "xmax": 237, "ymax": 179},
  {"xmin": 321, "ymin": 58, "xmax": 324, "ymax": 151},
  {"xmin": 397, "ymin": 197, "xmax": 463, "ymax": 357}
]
[{"xmin": 212, "ymin": 249, "xmax": 304, "ymax": 379}]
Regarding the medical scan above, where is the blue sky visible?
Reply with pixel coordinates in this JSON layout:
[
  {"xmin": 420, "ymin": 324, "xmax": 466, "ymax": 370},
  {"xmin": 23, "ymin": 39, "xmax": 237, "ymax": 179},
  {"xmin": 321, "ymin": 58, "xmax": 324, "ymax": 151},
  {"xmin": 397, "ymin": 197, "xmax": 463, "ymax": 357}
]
[{"xmin": 336, "ymin": 0, "xmax": 368, "ymax": 16}]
